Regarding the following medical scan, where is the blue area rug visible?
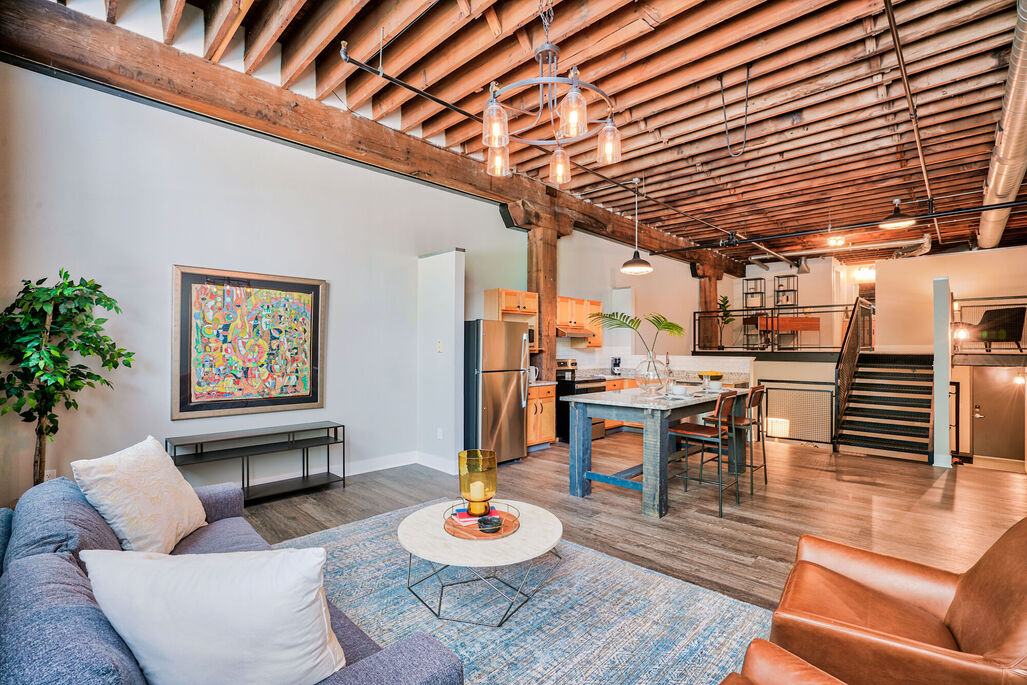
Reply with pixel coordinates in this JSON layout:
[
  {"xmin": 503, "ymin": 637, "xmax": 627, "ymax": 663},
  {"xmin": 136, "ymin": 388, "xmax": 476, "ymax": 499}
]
[{"xmin": 278, "ymin": 501, "xmax": 771, "ymax": 684}]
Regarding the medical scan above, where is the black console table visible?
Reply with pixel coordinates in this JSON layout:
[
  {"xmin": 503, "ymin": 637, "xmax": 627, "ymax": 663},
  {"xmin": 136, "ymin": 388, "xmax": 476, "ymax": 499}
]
[{"xmin": 165, "ymin": 421, "xmax": 345, "ymax": 503}]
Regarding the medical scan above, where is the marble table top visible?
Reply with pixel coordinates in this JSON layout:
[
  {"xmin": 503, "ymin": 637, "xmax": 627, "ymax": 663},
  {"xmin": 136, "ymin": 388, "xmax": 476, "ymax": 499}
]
[
  {"xmin": 561, "ymin": 388, "xmax": 722, "ymax": 411},
  {"xmin": 397, "ymin": 500, "xmax": 562, "ymax": 568}
]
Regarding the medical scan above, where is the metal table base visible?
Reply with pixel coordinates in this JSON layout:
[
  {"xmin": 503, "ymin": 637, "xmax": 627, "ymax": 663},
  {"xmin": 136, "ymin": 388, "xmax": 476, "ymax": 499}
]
[{"xmin": 406, "ymin": 547, "xmax": 562, "ymax": 627}]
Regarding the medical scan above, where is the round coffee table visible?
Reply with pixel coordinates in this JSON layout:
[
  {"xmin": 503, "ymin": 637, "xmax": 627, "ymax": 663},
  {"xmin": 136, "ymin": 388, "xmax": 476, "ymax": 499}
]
[{"xmin": 398, "ymin": 500, "xmax": 563, "ymax": 627}]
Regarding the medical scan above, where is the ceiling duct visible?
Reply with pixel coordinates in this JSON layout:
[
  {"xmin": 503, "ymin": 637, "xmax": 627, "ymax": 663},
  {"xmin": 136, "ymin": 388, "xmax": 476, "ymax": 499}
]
[
  {"xmin": 892, "ymin": 233, "xmax": 932, "ymax": 259},
  {"xmin": 978, "ymin": 1, "xmax": 1027, "ymax": 249}
]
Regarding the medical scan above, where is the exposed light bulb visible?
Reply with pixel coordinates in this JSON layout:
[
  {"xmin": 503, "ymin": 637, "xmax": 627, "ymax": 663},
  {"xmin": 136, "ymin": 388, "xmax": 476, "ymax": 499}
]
[
  {"xmin": 953, "ymin": 327, "xmax": 969, "ymax": 340},
  {"xmin": 549, "ymin": 147, "xmax": 571, "ymax": 184},
  {"xmin": 558, "ymin": 85, "xmax": 588, "ymax": 139},
  {"xmin": 826, "ymin": 236, "xmax": 846, "ymax": 247},
  {"xmin": 481, "ymin": 97, "xmax": 509, "ymax": 148},
  {"xmin": 596, "ymin": 120, "xmax": 621, "ymax": 165},
  {"xmin": 486, "ymin": 145, "xmax": 511, "ymax": 177}
]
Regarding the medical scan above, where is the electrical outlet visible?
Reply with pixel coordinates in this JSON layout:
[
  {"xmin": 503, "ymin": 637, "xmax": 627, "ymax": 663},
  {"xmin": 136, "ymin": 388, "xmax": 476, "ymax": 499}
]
[
  {"xmin": 436, "ymin": 340, "xmax": 443, "ymax": 353},
  {"xmin": 44, "ymin": 469, "xmax": 57, "ymax": 481},
  {"xmin": 436, "ymin": 428, "xmax": 444, "ymax": 440}
]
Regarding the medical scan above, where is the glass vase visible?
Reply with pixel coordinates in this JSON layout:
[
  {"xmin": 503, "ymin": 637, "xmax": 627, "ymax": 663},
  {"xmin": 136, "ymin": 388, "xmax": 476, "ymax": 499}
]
[
  {"xmin": 458, "ymin": 449, "xmax": 497, "ymax": 517},
  {"xmin": 634, "ymin": 353, "xmax": 670, "ymax": 397}
]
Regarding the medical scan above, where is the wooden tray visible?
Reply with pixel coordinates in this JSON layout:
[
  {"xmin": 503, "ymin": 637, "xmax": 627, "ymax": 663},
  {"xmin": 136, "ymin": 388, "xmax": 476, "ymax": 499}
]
[{"xmin": 443, "ymin": 509, "xmax": 520, "ymax": 540}]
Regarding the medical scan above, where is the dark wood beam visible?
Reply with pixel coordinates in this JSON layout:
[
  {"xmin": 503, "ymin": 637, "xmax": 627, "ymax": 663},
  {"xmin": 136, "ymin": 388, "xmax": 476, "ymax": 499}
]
[
  {"xmin": 281, "ymin": 0, "xmax": 370, "ymax": 88},
  {"xmin": 0, "ymin": 0, "xmax": 743, "ymax": 279},
  {"xmin": 527, "ymin": 226, "xmax": 558, "ymax": 382},
  {"xmin": 203, "ymin": 0, "xmax": 244, "ymax": 61},
  {"xmin": 694, "ymin": 263, "xmax": 722, "ymax": 350}
]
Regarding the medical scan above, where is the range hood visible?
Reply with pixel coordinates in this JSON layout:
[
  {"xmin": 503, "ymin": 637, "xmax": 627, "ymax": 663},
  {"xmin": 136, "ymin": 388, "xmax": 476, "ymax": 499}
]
[{"xmin": 556, "ymin": 325, "xmax": 593, "ymax": 338}]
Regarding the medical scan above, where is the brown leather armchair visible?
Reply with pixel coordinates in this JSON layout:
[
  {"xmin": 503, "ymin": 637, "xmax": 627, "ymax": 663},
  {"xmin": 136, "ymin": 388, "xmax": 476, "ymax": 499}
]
[
  {"xmin": 770, "ymin": 518, "xmax": 1027, "ymax": 685},
  {"xmin": 721, "ymin": 639, "xmax": 845, "ymax": 684}
]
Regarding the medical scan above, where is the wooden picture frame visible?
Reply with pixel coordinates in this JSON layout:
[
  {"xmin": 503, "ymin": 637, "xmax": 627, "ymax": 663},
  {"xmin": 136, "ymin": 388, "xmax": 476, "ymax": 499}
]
[{"xmin": 171, "ymin": 265, "xmax": 326, "ymax": 419}]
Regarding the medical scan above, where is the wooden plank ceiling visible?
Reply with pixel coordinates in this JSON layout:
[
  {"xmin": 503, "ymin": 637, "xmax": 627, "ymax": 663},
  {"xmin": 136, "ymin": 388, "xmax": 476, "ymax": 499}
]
[{"xmin": 76, "ymin": 0, "xmax": 1027, "ymax": 264}]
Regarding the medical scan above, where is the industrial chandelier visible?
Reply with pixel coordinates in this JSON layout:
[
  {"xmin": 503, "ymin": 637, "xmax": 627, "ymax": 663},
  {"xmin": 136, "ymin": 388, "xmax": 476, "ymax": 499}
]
[{"xmin": 482, "ymin": 1, "xmax": 620, "ymax": 182}]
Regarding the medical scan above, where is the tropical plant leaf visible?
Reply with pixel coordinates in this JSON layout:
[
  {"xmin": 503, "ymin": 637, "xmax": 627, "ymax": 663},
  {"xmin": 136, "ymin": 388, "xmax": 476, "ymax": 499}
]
[
  {"xmin": 589, "ymin": 312, "xmax": 641, "ymax": 331},
  {"xmin": 643, "ymin": 313, "xmax": 685, "ymax": 337}
]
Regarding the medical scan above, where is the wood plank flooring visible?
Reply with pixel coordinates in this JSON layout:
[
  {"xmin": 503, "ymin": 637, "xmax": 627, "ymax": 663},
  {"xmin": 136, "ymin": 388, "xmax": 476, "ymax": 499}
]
[{"xmin": 245, "ymin": 432, "xmax": 1027, "ymax": 609}]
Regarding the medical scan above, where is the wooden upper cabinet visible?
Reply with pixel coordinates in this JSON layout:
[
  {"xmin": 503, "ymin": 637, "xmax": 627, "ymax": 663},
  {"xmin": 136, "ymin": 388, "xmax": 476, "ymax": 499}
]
[
  {"xmin": 556, "ymin": 296, "xmax": 574, "ymax": 327},
  {"xmin": 585, "ymin": 300, "xmax": 603, "ymax": 348},
  {"xmin": 484, "ymin": 288, "xmax": 541, "ymax": 353}
]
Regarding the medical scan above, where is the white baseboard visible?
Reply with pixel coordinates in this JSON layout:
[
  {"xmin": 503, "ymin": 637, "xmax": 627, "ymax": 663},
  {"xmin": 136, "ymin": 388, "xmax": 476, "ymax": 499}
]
[{"xmin": 416, "ymin": 451, "xmax": 458, "ymax": 475}]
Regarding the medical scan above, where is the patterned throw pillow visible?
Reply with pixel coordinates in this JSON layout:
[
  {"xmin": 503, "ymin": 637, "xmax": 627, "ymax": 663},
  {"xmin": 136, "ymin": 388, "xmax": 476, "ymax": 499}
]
[{"xmin": 71, "ymin": 437, "xmax": 207, "ymax": 554}]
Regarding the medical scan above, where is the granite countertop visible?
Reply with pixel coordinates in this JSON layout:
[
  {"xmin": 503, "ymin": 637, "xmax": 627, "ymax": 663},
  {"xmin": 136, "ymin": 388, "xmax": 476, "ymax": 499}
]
[
  {"xmin": 529, "ymin": 380, "xmax": 558, "ymax": 387},
  {"xmin": 561, "ymin": 388, "xmax": 722, "ymax": 410}
]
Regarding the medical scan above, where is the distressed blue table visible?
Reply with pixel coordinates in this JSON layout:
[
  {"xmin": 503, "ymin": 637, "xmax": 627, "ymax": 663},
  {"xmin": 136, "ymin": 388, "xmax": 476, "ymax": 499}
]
[{"xmin": 563, "ymin": 389, "xmax": 746, "ymax": 518}]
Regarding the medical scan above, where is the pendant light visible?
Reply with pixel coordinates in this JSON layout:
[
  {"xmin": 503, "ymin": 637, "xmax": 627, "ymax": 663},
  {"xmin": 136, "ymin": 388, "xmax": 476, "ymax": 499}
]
[
  {"xmin": 558, "ymin": 68, "xmax": 588, "ymax": 139},
  {"xmin": 621, "ymin": 180, "xmax": 653, "ymax": 275},
  {"xmin": 486, "ymin": 145, "xmax": 512, "ymax": 177},
  {"xmin": 481, "ymin": 93, "xmax": 509, "ymax": 148},
  {"xmin": 878, "ymin": 198, "xmax": 915, "ymax": 230},
  {"xmin": 549, "ymin": 147, "xmax": 571, "ymax": 185},
  {"xmin": 596, "ymin": 119, "xmax": 621, "ymax": 165}
]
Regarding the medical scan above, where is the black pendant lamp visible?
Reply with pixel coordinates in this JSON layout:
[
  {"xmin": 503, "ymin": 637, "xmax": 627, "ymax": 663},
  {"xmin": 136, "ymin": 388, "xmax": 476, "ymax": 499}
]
[{"xmin": 621, "ymin": 181, "xmax": 653, "ymax": 275}]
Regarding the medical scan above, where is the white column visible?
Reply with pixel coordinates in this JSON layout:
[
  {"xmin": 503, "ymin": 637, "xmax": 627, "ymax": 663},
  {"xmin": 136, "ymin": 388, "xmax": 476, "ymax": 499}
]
[{"xmin": 932, "ymin": 277, "xmax": 952, "ymax": 467}]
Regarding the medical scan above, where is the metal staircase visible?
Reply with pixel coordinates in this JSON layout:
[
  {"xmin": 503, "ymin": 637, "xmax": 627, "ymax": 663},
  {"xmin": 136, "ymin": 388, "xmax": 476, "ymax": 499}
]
[{"xmin": 835, "ymin": 353, "xmax": 934, "ymax": 461}]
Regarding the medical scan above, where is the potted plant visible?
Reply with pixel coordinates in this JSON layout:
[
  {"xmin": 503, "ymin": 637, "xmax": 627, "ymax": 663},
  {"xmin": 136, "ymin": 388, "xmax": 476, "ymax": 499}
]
[
  {"xmin": 589, "ymin": 312, "xmax": 684, "ymax": 395},
  {"xmin": 716, "ymin": 296, "xmax": 735, "ymax": 350},
  {"xmin": 0, "ymin": 270, "xmax": 133, "ymax": 485}
]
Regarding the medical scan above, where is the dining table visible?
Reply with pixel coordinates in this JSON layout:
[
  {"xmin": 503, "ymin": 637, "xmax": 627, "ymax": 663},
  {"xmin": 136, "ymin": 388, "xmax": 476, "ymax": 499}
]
[{"xmin": 563, "ymin": 388, "xmax": 748, "ymax": 518}]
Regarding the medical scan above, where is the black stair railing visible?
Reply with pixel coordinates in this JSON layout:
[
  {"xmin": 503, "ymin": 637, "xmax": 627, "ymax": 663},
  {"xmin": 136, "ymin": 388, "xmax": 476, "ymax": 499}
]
[{"xmin": 833, "ymin": 297, "xmax": 874, "ymax": 449}]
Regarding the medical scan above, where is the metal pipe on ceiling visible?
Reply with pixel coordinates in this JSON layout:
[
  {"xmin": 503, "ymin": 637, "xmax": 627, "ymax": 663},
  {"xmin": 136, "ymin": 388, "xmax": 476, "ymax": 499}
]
[
  {"xmin": 747, "ymin": 236, "xmax": 929, "ymax": 259},
  {"xmin": 978, "ymin": 1, "xmax": 1027, "ymax": 248},
  {"xmin": 883, "ymin": 0, "xmax": 942, "ymax": 244},
  {"xmin": 651, "ymin": 200, "xmax": 1027, "ymax": 254}
]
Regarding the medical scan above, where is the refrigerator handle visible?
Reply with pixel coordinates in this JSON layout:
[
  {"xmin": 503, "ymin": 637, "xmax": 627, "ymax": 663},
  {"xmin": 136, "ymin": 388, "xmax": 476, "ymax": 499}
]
[{"xmin": 520, "ymin": 332, "xmax": 528, "ymax": 408}]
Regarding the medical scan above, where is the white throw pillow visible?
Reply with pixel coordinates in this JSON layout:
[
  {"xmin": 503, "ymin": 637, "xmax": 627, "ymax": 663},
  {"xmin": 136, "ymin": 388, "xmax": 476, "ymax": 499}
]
[
  {"xmin": 81, "ymin": 548, "xmax": 346, "ymax": 685},
  {"xmin": 71, "ymin": 436, "xmax": 207, "ymax": 553}
]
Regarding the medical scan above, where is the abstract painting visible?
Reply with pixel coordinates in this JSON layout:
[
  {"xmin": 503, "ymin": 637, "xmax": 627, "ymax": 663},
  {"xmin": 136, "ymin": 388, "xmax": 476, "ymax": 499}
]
[{"xmin": 172, "ymin": 266, "xmax": 325, "ymax": 419}]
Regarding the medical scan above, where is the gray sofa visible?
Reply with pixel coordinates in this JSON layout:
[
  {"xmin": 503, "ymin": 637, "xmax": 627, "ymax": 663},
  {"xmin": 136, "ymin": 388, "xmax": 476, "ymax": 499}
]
[{"xmin": 0, "ymin": 478, "xmax": 463, "ymax": 685}]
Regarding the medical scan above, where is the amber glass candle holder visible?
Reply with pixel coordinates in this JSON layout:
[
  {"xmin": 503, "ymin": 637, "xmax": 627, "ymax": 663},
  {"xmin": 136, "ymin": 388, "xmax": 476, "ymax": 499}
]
[{"xmin": 458, "ymin": 449, "xmax": 497, "ymax": 517}]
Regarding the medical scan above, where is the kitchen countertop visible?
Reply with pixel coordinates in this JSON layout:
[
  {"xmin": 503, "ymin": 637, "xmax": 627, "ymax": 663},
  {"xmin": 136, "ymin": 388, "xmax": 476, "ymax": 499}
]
[{"xmin": 528, "ymin": 380, "xmax": 557, "ymax": 387}]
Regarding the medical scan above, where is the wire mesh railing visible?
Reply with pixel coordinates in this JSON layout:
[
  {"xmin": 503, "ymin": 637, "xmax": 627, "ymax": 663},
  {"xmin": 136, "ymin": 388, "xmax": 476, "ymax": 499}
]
[{"xmin": 951, "ymin": 296, "xmax": 1027, "ymax": 354}]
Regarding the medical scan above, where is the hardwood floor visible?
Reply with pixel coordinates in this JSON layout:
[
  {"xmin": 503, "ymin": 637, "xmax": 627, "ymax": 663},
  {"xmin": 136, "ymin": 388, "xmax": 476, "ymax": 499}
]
[{"xmin": 245, "ymin": 432, "xmax": 1027, "ymax": 609}]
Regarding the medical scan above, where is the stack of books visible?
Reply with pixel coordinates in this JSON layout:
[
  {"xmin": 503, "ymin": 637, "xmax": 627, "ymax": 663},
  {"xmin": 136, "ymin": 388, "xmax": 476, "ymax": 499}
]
[{"xmin": 450, "ymin": 507, "xmax": 497, "ymax": 526}]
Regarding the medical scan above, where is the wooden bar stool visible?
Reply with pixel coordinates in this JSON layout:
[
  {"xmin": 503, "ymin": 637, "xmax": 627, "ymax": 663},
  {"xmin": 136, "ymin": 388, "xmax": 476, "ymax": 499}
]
[
  {"xmin": 669, "ymin": 391, "xmax": 739, "ymax": 517},
  {"xmin": 704, "ymin": 385, "xmax": 767, "ymax": 495}
]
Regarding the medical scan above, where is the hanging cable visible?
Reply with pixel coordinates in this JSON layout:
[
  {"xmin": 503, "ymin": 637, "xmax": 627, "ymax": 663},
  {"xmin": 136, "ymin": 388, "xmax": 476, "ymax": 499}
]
[{"xmin": 718, "ymin": 64, "xmax": 751, "ymax": 158}]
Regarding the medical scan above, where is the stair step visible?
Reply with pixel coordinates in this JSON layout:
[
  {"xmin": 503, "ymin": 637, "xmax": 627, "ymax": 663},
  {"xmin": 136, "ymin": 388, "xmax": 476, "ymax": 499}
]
[
  {"xmin": 841, "ymin": 420, "xmax": 930, "ymax": 439},
  {"xmin": 845, "ymin": 407, "xmax": 931, "ymax": 423},
  {"xmin": 837, "ymin": 434, "xmax": 930, "ymax": 455},
  {"xmin": 848, "ymin": 393, "xmax": 932, "ymax": 408},
  {"xmin": 853, "ymin": 371, "xmax": 933, "ymax": 382},
  {"xmin": 850, "ymin": 382, "xmax": 933, "ymax": 395},
  {"xmin": 857, "ymin": 353, "xmax": 933, "ymax": 367}
]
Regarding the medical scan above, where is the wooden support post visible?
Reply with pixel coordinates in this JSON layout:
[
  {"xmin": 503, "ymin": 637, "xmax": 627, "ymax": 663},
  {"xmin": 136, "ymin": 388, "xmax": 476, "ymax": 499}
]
[
  {"xmin": 528, "ymin": 224, "xmax": 558, "ymax": 381},
  {"xmin": 695, "ymin": 263, "xmax": 724, "ymax": 350}
]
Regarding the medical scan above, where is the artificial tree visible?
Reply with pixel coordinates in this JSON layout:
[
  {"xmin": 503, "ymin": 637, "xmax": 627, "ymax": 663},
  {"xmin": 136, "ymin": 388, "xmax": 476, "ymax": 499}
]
[{"xmin": 0, "ymin": 270, "xmax": 133, "ymax": 485}]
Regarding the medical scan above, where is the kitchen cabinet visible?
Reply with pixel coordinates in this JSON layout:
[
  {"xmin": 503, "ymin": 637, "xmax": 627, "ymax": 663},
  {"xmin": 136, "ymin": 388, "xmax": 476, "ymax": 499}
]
[
  {"xmin": 556, "ymin": 296, "xmax": 590, "ymax": 327},
  {"xmin": 484, "ymin": 288, "xmax": 541, "ymax": 353},
  {"xmin": 526, "ymin": 384, "xmax": 556, "ymax": 446},
  {"xmin": 585, "ymin": 300, "xmax": 603, "ymax": 348}
]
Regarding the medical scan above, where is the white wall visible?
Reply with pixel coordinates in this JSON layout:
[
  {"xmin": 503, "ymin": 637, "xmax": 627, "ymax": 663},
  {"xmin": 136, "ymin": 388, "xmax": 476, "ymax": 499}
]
[
  {"xmin": 0, "ymin": 63, "xmax": 526, "ymax": 503},
  {"xmin": 416, "ymin": 250, "xmax": 465, "ymax": 475},
  {"xmin": 555, "ymin": 230, "xmax": 698, "ymax": 362},
  {"xmin": 875, "ymin": 245, "xmax": 1027, "ymax": 351}
]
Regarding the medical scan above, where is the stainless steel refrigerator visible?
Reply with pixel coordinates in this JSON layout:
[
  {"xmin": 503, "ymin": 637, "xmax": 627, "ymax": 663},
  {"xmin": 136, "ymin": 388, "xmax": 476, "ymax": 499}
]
[{"xmin": 464, "ymin": 319, "xmax": 529, "ymax": 463}]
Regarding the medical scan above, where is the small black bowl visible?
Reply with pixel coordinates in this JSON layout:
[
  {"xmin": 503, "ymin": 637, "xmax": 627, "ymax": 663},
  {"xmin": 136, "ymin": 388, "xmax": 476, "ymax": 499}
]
[{"xmin": 477, "ymin": 516, "xmax": 502, "ymax": 534}]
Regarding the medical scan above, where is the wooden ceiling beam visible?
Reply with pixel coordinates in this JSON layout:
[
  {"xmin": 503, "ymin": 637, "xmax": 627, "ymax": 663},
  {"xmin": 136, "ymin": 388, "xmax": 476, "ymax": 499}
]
[
  {"xmin": 313, "ymin": 0, "xmax": 436, "ymax": 100},
  {"xmin": 421, "ymin": 0, "xmax": 750, "ymax": 141},
  {"xmin": 342, "ymin": 0, "xmax": 497, "ymax": 111},
  {"xmin": 203, "ymin": 0, "xmax": 245, "ymax": 62},
  {"xmin": 391, "ymin": 0, "xmax": 636, "ymax": 128},
  {"xmin": 0, "ymin": 0, "xmax": 743, "ymax": 278},
  {"xmin": 506, "ymin": 0, "xmax": 1013, "ymax": 170},
  {"xmin": 368, "ymin": 0, "xmax": 573, "ymax": 121},
  {"xmin": 104, "ymin": 0, "xmax": 116, "ymax": 23},
  {"xmin": 158, "ymin": 0, "xmax": 186, "ymax": 44},
  {"xmin": 513, "ymin": 24, "xmax": 1013, "ymax": 173},
  {"xmin": 243, "ymin": 0, "xmax": 306, "ymax": 74},
  {"xmin": 280, "ymin": 0, "xmax": 371, "ymax": 88}
]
